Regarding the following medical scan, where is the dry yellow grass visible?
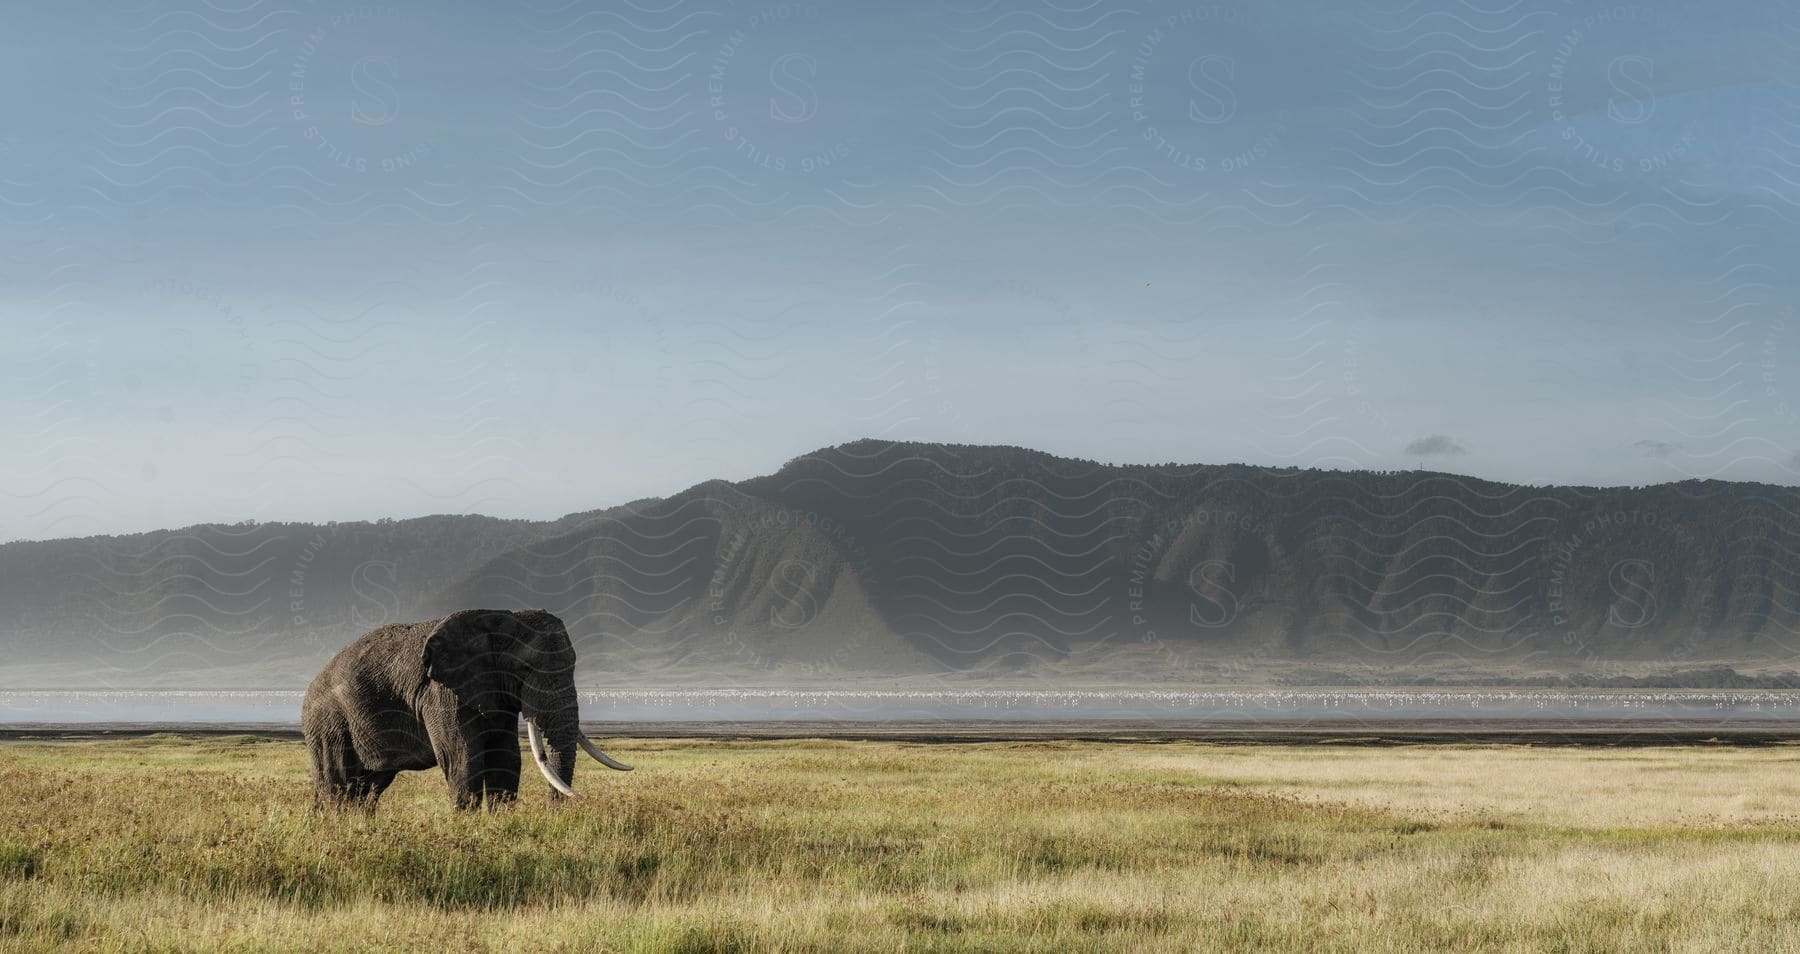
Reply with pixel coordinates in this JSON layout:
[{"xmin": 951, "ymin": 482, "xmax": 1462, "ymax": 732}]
[
  {"xmin": 5, "ymin": 736, "xmax": 1800, "ymax": 952},
  {"xmin": 1128, "ymin": 743, "xmax": 1800, "ymax": 828}
]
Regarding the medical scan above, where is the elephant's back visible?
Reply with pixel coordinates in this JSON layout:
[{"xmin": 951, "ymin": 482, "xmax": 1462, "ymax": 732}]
[{"xmin": 304, "ymin": 618, "xmax": 436, "ymax": 713}]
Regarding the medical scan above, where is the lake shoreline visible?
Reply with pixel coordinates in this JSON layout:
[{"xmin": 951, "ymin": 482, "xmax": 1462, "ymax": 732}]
[{"xmin": 8, "ymin": 718, "xmax": 1800, "ymax": 746}]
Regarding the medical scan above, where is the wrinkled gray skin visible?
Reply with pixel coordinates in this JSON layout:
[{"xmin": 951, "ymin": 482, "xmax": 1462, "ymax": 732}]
[{"xmin": 302, "ymin": 608, "xmax": 583, "ymax": 811}]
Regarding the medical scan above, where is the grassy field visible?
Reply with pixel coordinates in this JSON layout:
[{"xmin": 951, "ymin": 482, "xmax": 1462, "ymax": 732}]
[{"xmin": 6, "ymin": 738, "xmax": 1800, "ymax": 952}]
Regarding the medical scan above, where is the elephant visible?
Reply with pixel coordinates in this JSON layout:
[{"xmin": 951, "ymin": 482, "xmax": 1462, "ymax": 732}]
[{"xmin": 301, "ymin": 607, "xmax": 632, "ymax": 811}]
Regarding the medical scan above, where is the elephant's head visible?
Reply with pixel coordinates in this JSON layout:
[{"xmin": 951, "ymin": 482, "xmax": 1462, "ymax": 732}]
[{"xmin": 420, "ymin": 608, "xmax": 631, "ymax": 798}]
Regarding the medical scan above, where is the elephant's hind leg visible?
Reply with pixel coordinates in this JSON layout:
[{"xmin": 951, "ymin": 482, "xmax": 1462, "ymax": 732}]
[
  {"xmin": 320, "ymin": 765, "xmax": 398, "ymax": 811},
  {"xmin": 311, "ymin": 725, "xmax": 396, "ymax": 811},
  {"xmin": 309, "ymin": 724, "xmax": 354, "ymax": 808},
  {"xmin": 341, "ymin": 769, "xmax": 399, "ymax": 809}
]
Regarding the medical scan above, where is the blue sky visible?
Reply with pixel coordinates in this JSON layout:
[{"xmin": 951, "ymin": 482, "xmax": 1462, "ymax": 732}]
[{"xmin": 3, "ymin": 0, "xmax": 1798, "ymax": 539}]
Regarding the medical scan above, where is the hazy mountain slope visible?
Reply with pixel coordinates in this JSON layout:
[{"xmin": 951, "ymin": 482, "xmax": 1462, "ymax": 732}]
[
  {"xmin": 441, "ymin": 481, "xmax": 937, "ymax": 681},
  {"xmin": 450, "ymin": 440, "xmax": 1800, "ymax": 682},
  {"xmin": 10, "ymin": 439, "xmax": 1800, "ymax": 687},
  {"xmin": 0, "ymin": 507, "xmax": 627, "ymax": 686}
]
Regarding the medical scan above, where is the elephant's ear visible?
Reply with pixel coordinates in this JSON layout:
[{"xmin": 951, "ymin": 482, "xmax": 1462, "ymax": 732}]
[{"xmin": 420, "ymin": 610, "xmax": 495, "ymax": 684}]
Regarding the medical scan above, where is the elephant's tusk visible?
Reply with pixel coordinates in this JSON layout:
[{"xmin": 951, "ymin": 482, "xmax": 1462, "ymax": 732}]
[
  {"xmin": 524, "ymin": 719, "xmax": 579, "ymax": 799},
  {"xmin": 578, "ymin": 732, "xmax": 634, "ymax": 771}
]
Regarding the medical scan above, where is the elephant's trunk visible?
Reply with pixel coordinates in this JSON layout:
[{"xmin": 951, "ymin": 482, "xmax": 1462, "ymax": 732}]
[
  {"xmin": 524, "ymin": 686, "xmax": 582, "ymax": 799},
  {"xmin": 524, "ymin": 718, "xmax": 633, "ymax": 796},
  {"xmin": 525, "ymin": 719, "xmax": 578, "ymax": 798}
]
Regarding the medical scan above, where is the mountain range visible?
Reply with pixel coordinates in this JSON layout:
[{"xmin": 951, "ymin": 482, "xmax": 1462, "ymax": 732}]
[{"xmin": 7, "ymin": 439, "xmax": 1800, "ymax": 687}]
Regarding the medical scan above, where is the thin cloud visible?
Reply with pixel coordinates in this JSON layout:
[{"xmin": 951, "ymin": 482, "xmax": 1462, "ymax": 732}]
[
  {"xmin": 1404, "ymin": 435, "xmax": 1467, "ymax": 456},
  {"xmin": 1634, "ymin": 440, "xmax": 1679, "ymax": 459}
]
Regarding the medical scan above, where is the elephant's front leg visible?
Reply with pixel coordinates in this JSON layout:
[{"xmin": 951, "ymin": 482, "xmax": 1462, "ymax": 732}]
[
  {"xmin": 423, "ymin": 698, "xmax": 490, "ymax": 810},
  {"xmin": 476, "ymin": 711, "xmax": 522, "ymax": 806}
]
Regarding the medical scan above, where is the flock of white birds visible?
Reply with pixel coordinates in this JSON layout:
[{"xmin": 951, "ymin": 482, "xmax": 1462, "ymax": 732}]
[{"xmin": 5, "ymin": 687, "xmax": 1799, "ymax": 724}]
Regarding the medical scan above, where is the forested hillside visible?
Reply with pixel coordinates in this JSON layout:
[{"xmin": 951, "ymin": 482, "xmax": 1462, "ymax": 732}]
[
  {"xmin": 9, "ymin": 440, "xmax": 1800, "ymax": 686},
  {"xmin": 450, "ymin": 440, "xmax": 1800, "ymax": 684}
]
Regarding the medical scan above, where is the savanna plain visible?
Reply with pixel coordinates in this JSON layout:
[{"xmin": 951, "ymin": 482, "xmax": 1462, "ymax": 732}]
[{"xmin": 6, "ymin": 736, "xmax": 1800, "ymax": 952}]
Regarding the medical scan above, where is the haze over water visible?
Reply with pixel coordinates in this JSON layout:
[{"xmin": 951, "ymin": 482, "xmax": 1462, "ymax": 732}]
[{"xmin": 7, "ymin": 688, "xmax": 1800, "ymax": 726}]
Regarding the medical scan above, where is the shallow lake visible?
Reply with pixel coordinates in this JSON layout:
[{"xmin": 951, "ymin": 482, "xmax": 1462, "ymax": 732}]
[{"xmin": 6, "ymin": 688, "xmax": 1800, "ymax": 726}]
